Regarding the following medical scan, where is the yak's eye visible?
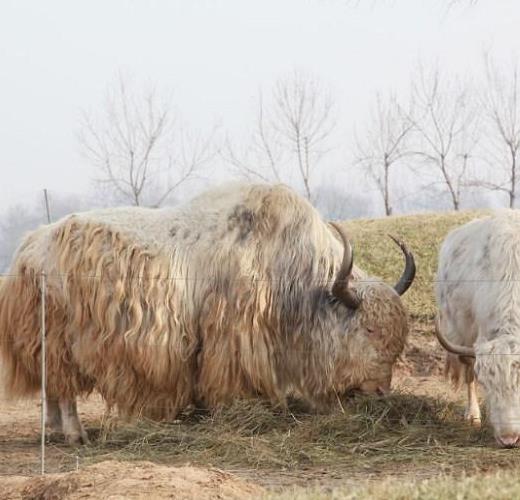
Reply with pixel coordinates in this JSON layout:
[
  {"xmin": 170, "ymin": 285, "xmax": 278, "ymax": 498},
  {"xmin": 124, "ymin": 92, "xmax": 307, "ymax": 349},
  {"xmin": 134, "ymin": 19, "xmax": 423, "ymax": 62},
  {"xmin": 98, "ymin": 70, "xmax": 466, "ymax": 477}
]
[{"xmin": 366, "ymin": 327, "xmax": 383, "ymax": 340}]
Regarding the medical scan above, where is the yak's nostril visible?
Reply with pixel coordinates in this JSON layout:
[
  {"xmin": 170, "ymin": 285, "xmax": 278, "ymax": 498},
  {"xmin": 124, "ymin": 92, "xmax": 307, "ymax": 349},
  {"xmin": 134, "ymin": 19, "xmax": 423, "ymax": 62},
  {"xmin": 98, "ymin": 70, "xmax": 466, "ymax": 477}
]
[{"xmin": 497, "ymin": 435, "xmax": 520, "ymax": 448}]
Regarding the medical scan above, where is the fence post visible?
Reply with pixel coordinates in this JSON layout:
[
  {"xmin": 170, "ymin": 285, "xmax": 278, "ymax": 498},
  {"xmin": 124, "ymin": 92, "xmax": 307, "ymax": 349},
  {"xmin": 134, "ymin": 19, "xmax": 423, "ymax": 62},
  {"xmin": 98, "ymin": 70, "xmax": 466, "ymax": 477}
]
[
  {"xmin": 40, "ymin": 271, "xmax": 47, "ymax": 475},
  {"xmin": 43, "ymin": 189, "xmax": 52, "ymax": 224}
]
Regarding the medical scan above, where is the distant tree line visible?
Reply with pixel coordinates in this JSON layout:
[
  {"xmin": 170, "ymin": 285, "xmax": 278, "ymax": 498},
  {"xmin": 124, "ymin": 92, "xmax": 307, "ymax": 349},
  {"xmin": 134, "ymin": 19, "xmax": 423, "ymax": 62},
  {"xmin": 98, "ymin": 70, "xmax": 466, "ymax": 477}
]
[
  {"xmin": 76, "ymin": 55, "xmax": 520, "ymax": 218},
  {"xmin": 355, "ymin": 58, "xmax": 520, "ymax": 215}
]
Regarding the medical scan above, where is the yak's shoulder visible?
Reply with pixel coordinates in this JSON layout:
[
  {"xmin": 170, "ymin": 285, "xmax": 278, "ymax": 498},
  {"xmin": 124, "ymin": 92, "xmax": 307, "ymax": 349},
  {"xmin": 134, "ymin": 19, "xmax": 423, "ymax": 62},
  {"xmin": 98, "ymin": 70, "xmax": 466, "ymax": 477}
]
[{"xmin": 37, "ymin": 206, "xmax": 178, "ymax": 249}]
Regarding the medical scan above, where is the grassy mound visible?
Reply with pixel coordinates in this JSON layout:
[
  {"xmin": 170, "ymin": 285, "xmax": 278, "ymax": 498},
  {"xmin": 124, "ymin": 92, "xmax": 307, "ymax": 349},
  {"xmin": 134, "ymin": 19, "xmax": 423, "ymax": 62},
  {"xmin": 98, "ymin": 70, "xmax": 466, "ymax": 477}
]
[{"xmin": 345, "ymin": 210, "xmax": 490, "ymax": 322}]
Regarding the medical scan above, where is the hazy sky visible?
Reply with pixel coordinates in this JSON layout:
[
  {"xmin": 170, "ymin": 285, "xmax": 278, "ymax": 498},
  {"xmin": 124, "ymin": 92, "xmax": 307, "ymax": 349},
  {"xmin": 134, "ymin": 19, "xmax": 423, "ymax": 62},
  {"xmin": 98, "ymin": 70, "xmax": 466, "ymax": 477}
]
[{"xmin": 1, "ymin": 0, "xmax": 518, "ymax": 213}]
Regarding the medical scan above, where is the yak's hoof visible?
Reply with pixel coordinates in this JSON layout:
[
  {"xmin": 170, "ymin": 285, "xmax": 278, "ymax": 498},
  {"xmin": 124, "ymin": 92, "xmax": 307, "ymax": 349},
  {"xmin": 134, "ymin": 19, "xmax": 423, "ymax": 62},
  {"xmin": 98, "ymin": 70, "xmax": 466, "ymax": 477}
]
[
  {"xmin": 470, "ymin": 418, "xmax": 482, "ymax": 428},
  {"xmin": 465, "ymin": 415, "xmax": 482, "ymax": 428},
  {"xmin": 65, "ymin": 430, "xmax": 90, "ymax": 447},
  {"xmin": 46, "ymin": 430, "xmax": 64, "ymax": 443}
]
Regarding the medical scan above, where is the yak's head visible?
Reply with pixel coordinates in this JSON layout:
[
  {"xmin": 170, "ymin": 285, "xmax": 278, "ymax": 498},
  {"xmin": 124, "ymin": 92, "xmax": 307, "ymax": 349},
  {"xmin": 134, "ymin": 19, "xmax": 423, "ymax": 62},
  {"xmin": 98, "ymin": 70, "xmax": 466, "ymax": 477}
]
[
  {"xmin": 435, "ymin": 326, "xmax": 520, "ymax": 448},
  {"xmin": 328, "ymin": 223, "xmax": 415, "ymax": 397}
]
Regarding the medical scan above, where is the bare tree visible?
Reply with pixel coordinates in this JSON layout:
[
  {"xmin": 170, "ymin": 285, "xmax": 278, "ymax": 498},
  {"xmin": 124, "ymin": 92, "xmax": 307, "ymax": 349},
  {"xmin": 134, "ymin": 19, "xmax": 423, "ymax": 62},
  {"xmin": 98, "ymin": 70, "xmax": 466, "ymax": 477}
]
[
  {"xmin": 354, "ymin": 93, "xmax": 414, "ymax": 216},
  {"xmin": 225, "ymin": 72, "xmax": 336, "ymax": 202},
  {"xmin": 79, "ymin": 77, "xmax": 213, "ymax": 207},
  {"xmin": 222, "ymin": 92, "xmax": 284, "ymax": 183},
  {"xmin": 475, "ymin": 57, "xmax": 520, "ymax": 208},
  {"xmin": 409, "ymin": 67, "xmax": 479, "ymax": 211},
  {"xmin": 272, "ymin": 72, "xmax": 336, "ymax": 201}
]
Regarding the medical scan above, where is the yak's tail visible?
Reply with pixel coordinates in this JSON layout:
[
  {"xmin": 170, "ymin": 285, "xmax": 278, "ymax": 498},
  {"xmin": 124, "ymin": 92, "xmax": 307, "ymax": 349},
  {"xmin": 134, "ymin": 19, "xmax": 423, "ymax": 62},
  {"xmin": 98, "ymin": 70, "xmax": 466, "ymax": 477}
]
[
  {"xmin": 0, "ymin": 228, "xmax": 93, "ymax": 401},
  {"xmin": 0, "ymin": 263, "xmax": 42, "ymax": 398}
]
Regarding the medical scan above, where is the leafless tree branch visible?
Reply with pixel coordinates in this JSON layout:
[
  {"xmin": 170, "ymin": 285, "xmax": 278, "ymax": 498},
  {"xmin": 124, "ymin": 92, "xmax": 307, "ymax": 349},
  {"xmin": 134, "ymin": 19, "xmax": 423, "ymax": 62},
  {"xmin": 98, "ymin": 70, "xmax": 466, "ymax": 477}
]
[
  {"xmin": 407, "ymin": 65, "xmax": 479, "ymax": 210},
  {"xmin": 271, "ymin": 71, "xmax": 336, "ymax": 201},
  {"xmin": 78, "ymin": 76, "xmax": 213, "ymax": 207},
  {"xmin": 222, "ymin": 72, "xmax": 336, "ymax": 202},
  {"xmin": 354, "ymin": 92, "xmax": 414, "ymax": 215},
  {"xmin": 473, "ymin": 54, "xmax": 520, "ymax": 208}
]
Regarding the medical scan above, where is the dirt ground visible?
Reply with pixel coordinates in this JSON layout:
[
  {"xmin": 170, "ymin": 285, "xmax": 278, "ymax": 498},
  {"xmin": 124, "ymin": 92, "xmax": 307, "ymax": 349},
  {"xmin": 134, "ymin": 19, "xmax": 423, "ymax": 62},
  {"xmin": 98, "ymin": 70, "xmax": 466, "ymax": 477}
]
[
  {"xmin": 0, "ymin": 324, "xmax": 481, "ymax": 499},
  {"xmin": 0, "ymin": 461, "xmax": 264, "ymax": 499}
]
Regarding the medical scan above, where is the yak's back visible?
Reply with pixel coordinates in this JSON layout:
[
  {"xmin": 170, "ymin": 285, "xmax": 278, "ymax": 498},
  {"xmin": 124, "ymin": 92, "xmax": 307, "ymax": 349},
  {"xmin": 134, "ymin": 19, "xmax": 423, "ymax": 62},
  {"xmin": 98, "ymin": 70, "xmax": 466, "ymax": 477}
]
[
  {"xmin": 439, "ymin": 210, "xmax": 520, "ymax": 281},
  {"xmin": 66, "ymin": 182, "xmax": 334, "ymax": 257},
  {"xmin": 437, "ymin": 210, "xmax": 520, "ymax": 332}
]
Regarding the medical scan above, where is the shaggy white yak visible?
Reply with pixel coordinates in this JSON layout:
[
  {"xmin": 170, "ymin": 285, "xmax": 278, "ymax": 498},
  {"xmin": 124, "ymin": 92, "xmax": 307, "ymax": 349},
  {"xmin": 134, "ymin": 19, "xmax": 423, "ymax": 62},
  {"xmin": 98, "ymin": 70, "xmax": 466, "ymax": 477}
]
[
  {"xmin": 436, "ymin": 210, "xmax": 520, "ymax": 448},
  {"xmin": 0, "ymin": 183, "xmax": 415, "ymax": 445}
]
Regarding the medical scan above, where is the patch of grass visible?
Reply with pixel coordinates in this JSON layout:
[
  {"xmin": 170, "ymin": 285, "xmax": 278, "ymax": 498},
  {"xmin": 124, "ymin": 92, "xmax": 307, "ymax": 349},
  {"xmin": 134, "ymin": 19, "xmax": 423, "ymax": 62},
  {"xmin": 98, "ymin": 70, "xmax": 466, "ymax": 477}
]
[
  {"xmin": 267, "ymin": 470, "xmax": 520, "ymax": 499},
  {"xmin": 76, "ymin": 392, "xmax": 520, "ymax": 475},
  {"xmin": 345, "ymin": 210, "xmax": 490, "ymax": 322}
]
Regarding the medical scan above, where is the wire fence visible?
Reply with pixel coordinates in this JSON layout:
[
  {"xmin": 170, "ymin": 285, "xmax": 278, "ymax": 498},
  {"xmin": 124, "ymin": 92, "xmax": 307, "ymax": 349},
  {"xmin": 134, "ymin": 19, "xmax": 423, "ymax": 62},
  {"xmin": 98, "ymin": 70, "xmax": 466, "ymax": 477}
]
[{"xmin": 3, "ymin": 270, "xmax": 520, "ymax": 283}]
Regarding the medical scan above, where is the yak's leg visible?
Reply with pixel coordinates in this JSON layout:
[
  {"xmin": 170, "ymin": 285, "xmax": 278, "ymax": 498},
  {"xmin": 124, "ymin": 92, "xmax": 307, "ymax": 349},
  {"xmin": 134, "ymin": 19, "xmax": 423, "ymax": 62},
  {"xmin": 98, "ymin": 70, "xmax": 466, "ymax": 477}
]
[
  {"xmin": 59, "ymin": 399, "xmax": 89, "ymax": 446},
  {"xmin": 46, "ymin": 398, "xmax": 62, "ymax": 434},
  {"xmin": 463, "ymin": 363, "xmax": 481, "ymax": 428},
  {"xmin": 465, "ymin": 380, "xmax": 481, "ymax": 427}
]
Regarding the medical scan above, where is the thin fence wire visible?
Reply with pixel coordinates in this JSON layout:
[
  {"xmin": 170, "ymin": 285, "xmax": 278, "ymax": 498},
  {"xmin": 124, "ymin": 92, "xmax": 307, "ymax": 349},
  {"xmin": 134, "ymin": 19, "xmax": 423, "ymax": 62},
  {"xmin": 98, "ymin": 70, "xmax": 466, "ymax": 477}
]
[{"xmin": 3, "ymin": 271, "xmax": 520, "ymax": 283}]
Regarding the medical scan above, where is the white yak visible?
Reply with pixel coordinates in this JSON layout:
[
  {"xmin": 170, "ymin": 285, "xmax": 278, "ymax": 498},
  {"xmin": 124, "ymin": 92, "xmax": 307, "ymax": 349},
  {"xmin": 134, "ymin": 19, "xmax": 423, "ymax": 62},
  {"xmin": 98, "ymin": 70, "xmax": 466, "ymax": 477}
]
[{"xmin": 436, "ymin": 210, "xmax": 520, "ymax": 447}]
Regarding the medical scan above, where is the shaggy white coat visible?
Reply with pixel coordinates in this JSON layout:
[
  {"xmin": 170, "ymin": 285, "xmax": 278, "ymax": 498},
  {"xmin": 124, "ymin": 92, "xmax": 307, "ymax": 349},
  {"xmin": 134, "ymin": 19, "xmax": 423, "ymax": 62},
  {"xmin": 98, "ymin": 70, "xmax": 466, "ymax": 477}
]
[{"xmin": 436, "ymin": 210, "xmax": 520, "ymax": 438}]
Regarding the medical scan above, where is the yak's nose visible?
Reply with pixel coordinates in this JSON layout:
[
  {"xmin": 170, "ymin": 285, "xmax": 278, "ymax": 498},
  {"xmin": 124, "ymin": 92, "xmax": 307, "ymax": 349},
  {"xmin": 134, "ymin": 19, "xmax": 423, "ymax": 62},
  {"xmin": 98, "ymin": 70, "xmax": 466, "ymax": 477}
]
[
  {"xmin": 496, "ymin": 434, "xmax": 520, "ymax": 448},
  {"xmin": 359, "ymin": 380, "xmax": 391, "ymax": 395},
  {"xmin": 376, "ymin": 385, "xmax": 390, "ymax": 396}
]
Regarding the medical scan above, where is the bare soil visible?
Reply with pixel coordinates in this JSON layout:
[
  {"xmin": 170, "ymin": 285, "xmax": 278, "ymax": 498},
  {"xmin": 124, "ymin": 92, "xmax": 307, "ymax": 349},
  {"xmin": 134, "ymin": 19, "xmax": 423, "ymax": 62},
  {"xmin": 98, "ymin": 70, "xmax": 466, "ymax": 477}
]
[{"xmin": 0, "ymin": 461, "xmax": 264, "ymax": 499}]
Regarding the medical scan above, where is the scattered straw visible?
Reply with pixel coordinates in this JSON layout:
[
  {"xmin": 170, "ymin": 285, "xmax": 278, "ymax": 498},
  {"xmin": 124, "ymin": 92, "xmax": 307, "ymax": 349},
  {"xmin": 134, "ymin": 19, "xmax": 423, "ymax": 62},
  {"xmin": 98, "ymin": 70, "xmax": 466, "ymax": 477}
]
[{"xmin": 75, "ymin": 391, "xmax": 520, "ymax": 476}]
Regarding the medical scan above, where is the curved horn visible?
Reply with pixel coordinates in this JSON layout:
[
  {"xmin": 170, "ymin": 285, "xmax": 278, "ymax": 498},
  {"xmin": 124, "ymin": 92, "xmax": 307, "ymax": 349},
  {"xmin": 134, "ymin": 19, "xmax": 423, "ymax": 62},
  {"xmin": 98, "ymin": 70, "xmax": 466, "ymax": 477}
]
[
  {"xmin": 388, "ymin": 235, "xmax": 416, "ymax": 296},
  {"xmin": 329, "ymin": 222, "xmax": 361, "ymax": 309},
  {"xmin": 434, "ymin": 317, "xmax": 475, "ymax": 358}
]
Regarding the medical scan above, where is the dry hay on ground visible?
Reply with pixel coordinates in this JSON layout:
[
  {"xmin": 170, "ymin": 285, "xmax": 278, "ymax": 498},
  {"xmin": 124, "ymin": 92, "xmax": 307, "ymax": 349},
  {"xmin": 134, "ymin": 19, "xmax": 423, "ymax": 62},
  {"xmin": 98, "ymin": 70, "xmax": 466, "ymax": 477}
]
[
  {"xmin": 80, "ymin": 389, "xmax": 504, "ymax": 477},
  {"xmin": 0, "ymin": 460, "xmax": 264, "ymax": 499},
  {"xmin": 74, "ymin": 322, "xmax": 475, "ymax": 477}
]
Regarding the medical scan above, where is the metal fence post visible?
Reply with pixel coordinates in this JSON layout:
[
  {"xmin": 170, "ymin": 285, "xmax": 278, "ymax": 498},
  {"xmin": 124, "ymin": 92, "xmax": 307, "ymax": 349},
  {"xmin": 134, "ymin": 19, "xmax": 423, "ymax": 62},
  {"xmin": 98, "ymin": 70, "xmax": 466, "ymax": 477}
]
[
  {"xmin": 43, "ymin": 189, "xmax": 52, "ymax": 224},
  {"xmin": 40, "ymin": 271, "xmax": 47, "ymax": 475}
]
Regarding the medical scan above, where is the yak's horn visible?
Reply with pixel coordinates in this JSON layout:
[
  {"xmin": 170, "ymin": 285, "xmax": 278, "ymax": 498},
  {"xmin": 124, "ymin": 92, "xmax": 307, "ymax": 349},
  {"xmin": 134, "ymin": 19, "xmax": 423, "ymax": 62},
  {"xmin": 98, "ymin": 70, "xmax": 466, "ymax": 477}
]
[
  {"xmin": 329, "ymin": 222, "xmax": 361, "ymax": 310},
  {"xmin": 388, "ymin": 234, "xmax": 416, "ymax": 296},
  {"xmin": 434, "ymin": 317, "xmax": 475, "ymax": 357}
]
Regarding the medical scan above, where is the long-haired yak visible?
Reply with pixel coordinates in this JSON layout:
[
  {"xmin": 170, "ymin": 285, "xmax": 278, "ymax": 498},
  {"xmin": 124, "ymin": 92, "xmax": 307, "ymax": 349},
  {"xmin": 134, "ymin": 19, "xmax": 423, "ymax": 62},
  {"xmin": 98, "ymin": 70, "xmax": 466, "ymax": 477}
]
[{"xmin": 0, "ymin": 183, "xmax": 415, "ymax": 444}]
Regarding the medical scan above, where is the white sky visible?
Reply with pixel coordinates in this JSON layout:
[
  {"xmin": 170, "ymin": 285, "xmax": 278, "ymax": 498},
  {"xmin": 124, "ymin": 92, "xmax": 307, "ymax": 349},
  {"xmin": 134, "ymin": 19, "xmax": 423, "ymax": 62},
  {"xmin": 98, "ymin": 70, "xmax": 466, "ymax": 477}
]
[{"xmin": 0, "ymin": 0, "xmax": 518, "ymax": 212}]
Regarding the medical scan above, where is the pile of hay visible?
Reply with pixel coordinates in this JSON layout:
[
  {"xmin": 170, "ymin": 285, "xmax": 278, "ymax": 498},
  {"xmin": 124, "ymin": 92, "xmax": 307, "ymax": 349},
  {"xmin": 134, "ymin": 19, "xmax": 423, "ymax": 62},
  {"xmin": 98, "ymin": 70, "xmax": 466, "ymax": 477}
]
[{"xmin": 77, "ymin": 393, "xmax": 518, "ymax": 476}]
